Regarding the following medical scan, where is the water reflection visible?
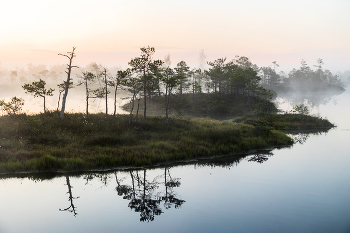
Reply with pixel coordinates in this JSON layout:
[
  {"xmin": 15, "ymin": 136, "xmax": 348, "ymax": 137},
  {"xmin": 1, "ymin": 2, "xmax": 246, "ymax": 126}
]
[
  {"xmin": 285, "ymin": 128, "xmax": 331, "ymax": 145},
  {"xmin": 0, "ymin": 127, "xmax": 333, "ymax": 223},
  {"xmin": 247, "ymin": 152, "xmax": 273, "ymax": 164},
  {"xmin": 59, "ymin": 176, "xmax": 79, "ymax": 217},
  {"xmin": 115, "ymin": 169, "xmax": 185, "ymax": 222}
]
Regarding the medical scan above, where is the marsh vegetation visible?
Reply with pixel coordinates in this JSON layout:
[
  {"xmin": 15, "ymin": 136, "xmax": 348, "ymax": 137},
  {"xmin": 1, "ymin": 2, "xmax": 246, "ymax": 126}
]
[
  {"xmin": 0, "ymin": 47, "xmax": 340, "ymax": 173},
  {"xmin": 0, "ymin": 112, "xmax": 297, "ymax": 172}
]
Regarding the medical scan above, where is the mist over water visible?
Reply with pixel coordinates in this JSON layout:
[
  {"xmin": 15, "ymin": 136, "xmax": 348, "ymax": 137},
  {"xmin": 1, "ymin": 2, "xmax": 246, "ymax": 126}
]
[
  {"xmin": 1, "ymin": 58, "xmax": 350, "ymax": 232},
  {"xmin": 0, "ymin": 87, "xmax": 350, "ymax": 232},
  {"xmin": 0, "ymin": 63, "xmax": 129, "ymax": 115}
]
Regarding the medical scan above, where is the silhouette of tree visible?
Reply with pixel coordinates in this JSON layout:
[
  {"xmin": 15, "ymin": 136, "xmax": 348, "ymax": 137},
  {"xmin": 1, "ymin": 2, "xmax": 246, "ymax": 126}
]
[
  {"xmin": 128, "ymin": 46, "xmax": 164, "ymax": 119},
  {"xmin": 174, "ymin": 61, "xmax": 190, "ymax": 96},
  {"xmin": 124, "ymin": 77, "xmax": 142, "ymax": 125},
  {"xmin": 22, "ymin": 79, "xmax": 54, "ymax": 112},
  {"xmin": 77, "ymin": 72, "xmax": 97, "ymax": 116},
  {"xmin": 110, "ymin": 69, "xmax": 131, "ymax": 116},
  {"xmin": 57, "ymin": 81, "xmax": 73, "ymax": 111},
  {"xmin": 58, "ymin": 47, "xmax": 78, "ymax": 119},
  {"xmin": 161, "ymin": 66, "xmax": 180, "ymax": 124}
]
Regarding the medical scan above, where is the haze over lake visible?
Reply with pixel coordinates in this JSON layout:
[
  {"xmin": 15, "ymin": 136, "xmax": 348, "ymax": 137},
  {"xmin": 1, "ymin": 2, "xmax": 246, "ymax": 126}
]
[
  {"xmin": 1, "ymin": 1, "xmax": 350, "ymax": 232},
  {"xmin": 1, "ymin": 87, "xmax": 350, "ymax": 233}
]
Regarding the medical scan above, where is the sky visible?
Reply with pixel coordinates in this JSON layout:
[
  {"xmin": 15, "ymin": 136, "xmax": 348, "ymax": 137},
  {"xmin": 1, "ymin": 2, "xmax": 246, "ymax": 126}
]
[{"xmin": 0, "ymin": 0, "xmax": 349, "ymax": 73}]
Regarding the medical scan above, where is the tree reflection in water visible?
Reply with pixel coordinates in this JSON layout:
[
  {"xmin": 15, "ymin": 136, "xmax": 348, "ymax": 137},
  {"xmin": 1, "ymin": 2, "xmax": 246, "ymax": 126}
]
[
  {"xmin": 290, "ymin": 133, "xmax": 310, "ymax": 144},
  {"xmin": 247, "ymin": 152, "xmax": 273, "ymax": 164},
  {"xmin": 286, "ymin": 128, "xmax": 331, "ymax": 145},
  {"xmin": 59, "ymin": 176, "xmax": 79, "ymax": 217},
  {"xmin": 163, "ymin": 168, "xmax": 184, "ymax": 210},
  {"xmin": 115, "ymin": 168, "xmax": 185, "ymax": 222}
]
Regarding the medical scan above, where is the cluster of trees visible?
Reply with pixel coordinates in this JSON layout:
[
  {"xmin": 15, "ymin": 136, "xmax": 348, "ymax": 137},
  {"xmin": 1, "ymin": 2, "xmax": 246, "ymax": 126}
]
[
  {"xmin": 204, "ymin": 56, "xmax": 270, "ymax": 99},
  {"xmin": 0, "ymin": 46, "xmax": 275, "ymax": 121},
  {"xmin": 8, "ymin": 46, "xmax": 330, "ymax": 121},
  {"xmin": 259, "ymin": 59, "xmax": 344, "ymax": 89}
]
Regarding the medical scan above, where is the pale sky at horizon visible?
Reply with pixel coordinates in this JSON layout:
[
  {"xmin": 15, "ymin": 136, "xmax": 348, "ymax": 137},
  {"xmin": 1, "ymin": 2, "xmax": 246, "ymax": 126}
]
[{"xmin": 0, "ymin": 0, "xmax": 349, "ymax": 73}]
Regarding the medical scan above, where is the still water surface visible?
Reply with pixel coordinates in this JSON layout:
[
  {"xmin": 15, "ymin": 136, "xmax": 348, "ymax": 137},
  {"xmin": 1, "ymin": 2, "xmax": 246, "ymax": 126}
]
[{"xmin": 1, "ymin": 89, "xmax": 350, "ymax": 233}]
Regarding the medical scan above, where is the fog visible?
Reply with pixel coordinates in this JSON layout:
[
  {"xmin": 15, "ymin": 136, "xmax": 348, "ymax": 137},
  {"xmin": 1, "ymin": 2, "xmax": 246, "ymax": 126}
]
[
  {"xmin": 0, "ymin": 56, "xmax": 349, "ymax": 116},
  {"xmin": 0, "ymin": 63, "xmax": 130, "ymax": 115}
]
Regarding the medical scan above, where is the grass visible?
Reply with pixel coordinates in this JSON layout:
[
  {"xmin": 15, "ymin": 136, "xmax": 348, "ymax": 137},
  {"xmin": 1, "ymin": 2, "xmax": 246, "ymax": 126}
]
[
  {"xmin": 0, "ymin": 112, "xmax": 299, "ymax": 173},
  {"xmin": 232, "ymin": 113, "xmax": 335, "ymax": 130}
]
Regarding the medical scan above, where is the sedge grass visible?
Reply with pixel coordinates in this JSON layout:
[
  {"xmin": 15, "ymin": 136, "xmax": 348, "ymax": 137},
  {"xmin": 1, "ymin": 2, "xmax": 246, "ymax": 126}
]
[{"xmin": 0, "ymin": 112, "xmax": 301, "ymax": 173}]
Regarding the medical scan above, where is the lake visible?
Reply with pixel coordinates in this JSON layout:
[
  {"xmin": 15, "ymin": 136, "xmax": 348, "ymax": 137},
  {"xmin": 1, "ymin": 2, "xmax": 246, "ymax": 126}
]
[{"xmin": 1, "ymin": 88, "xmax": 350, "ymax": 233}]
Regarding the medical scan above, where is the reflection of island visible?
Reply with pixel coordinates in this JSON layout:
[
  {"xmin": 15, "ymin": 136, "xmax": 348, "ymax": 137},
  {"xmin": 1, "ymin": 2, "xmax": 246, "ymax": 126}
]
[
  {"xmin": 285, "ymin": 128, "xmax": 331, "ymax": 145},
  {"xmin": 194, "ymin": 128, "xmax": 333, "ymax": 167},
  {"xmin": 115, "ymin": 168, "xmax": 185, "ymax": 222},
  {"xmin": 247, "ymin": 152, "xmax": 273, "ymax": 164},
  {"xmin": 59, "ymin": 176, "xmax": 79, "ymax": 217}
]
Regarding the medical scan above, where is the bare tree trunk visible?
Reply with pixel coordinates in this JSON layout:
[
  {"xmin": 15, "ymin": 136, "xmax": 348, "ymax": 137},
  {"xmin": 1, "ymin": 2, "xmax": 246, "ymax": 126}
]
[
  {"xmin": 105, "ymin": 72, "xmax": 108, "ymax": 115},
  {"xmin": 86, "ymin": 80, "xmax": 89, "ymax": 116},
  {"xmin": 114, "ymin": 86, "xmax": 117, "ymax": 116},
  {"xmin": 43, "ymin": 96, "xmax": 46, "ymax": 113},
  {"xmin": 136, "ymin": 98, "xmax": 140, "ymax": 123},
  {"xmin": 143, "ymin": 82, "xmax": 146, "ymax": 119},
  {"xmin": 100, "ymin": 67, "xmax": 109, "ymax": 115},
  {"xmin": 129, "ymin": 89, "xmax": 136, "ymax": 125},
  {"xmin": 57, "ymin": 92, "xmax": 61, "ymax": 111},
  {"xmin": 59, "ymin": 47, "xmax": 77, "ymax": 119},
  {"xmin": 165, "ymin": 84, "xmax": 170, "ymax": 124}
]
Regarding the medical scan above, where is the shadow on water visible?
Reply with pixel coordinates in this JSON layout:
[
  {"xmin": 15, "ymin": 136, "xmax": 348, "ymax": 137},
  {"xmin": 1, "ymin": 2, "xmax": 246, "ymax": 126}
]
[{"xmin": 0, "ymin": 127, "xmax": 332, "ymax": 221}]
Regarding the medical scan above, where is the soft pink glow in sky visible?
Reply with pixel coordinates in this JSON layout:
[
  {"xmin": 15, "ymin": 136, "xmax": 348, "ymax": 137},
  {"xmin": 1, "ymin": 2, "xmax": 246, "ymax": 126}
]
[{"xmin": 0, "ymin": 0, "xmax": 349, "ymax": 72}]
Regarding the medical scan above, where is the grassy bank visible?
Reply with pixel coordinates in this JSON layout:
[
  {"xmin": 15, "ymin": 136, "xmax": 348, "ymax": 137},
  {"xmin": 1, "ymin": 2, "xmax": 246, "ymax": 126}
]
[
  {"xmin": 0, "ymin": 112, "xmax": 295, "ymax": 173},
  {"xmin": 233, "ymin": 113, "xmax": 334, "ymax": 130}
]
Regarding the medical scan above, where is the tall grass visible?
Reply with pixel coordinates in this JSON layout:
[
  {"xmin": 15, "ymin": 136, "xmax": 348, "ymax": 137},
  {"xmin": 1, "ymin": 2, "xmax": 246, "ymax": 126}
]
[
  {"xmin": 0, "ymin": 112, "xmax": 296, "ymax": 173},
  {"xmin": 233, "ymin": 113, "xmax": 335, "ymax": 130}
]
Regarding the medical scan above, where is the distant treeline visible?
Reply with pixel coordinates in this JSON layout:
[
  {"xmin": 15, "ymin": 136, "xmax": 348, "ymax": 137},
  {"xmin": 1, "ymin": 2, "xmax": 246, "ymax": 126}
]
[{"xmin": 259, "ymin": 59, "xmax": 346, "ymax": 92}]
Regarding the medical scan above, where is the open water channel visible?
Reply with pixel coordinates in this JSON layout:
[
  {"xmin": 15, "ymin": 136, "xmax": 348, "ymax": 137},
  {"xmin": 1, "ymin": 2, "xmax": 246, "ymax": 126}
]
[{"xmin": 1, "ymin": 88, "xmax": 350, "ymax": 233}]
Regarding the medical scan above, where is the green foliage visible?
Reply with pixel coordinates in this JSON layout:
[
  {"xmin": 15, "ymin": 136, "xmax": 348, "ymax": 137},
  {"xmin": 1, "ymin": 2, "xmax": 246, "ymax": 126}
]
[
  {"xmin": 0, "ymin": 96, "xmax": 24, "ymax": 115},
  {"xmin": 22, "ymin": 79, "xmax": 54, "ymax": 98},
  {"xmin": 291, "ymin": 104, "xmax": 309, "ymax": 115}
]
